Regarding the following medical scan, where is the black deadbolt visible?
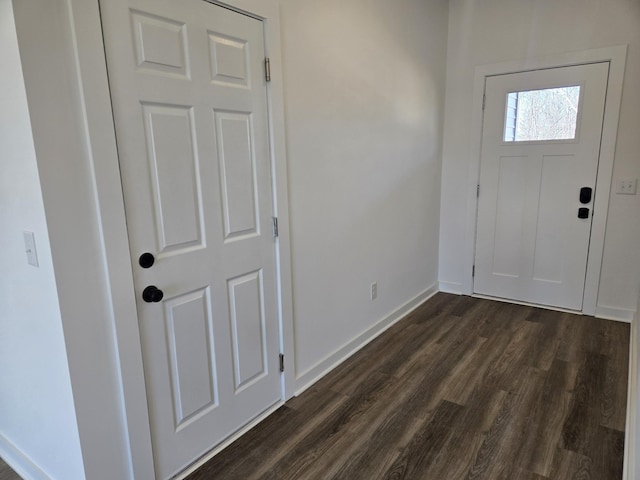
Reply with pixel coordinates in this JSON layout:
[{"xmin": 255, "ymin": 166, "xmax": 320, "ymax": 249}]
[
  {"xmin": 139, "ymin": 252, "xmax": 155, "ymax": 268},
  {"xmin": 579, "ymin": 187, "xmax": 593, "ymax": 204},
  {"xmin": 142, "ymin": 285, "xmax": 164, "ymax": 303},
  {"xmin": 578, "ymin": 207, "xmax": 590, "ymax": 219}
]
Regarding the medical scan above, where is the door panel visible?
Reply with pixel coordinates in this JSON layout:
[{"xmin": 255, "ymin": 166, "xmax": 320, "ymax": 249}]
[
  {"xmin": 209, "ymin": 33, "xmax": 250, "ymax": 86},
  {"xmin": 532, "ymin": 155, "xmax": 573, "ymax": 283},
  {"xmin": 142, "ymin": 104, "xmax": 204, "ymax": 252},
  {"xmin": 228, "ymin": 270, "xmax": 267, "ymax": 391},
  {"xmin": 131, "ymin": 11, "xmax": 189, "ymax": 78},
  {"xmin": 164, "ymin": 288, "xmax": 217, "ymax": 428},
  {"xmin": 475, "ymin": 63, "xmax": 609, "ymax": 310},
  {"xmin": 492, "ymin": 155, "xmax": 527, "ymax": 278},
  {"xmin": 100, "ymin": 1, "xmax": 281, "ymax": 478},
  {"xmin": 216, "ymin": 111, "xmax": 260, "ymax": 238}
]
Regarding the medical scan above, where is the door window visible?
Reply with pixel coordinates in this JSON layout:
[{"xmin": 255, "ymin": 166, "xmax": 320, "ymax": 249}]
[{"xmin": 503, "ymin": 85, "xmax": 581, "ymax": 142}]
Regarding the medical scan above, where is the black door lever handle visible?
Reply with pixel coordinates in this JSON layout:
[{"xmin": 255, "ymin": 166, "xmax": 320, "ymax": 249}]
[{"xmin": 580, "ymin": 187, "xmax": 592, "ymax": 204}]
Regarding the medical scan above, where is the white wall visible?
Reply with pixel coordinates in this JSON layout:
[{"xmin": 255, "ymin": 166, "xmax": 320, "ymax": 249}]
[
  {"xmin": 278, "ymin": 0, "xmax": 449, "ymax": 386},
  {"xmin": 0, "ymin": 1, "xmax": 84, "ymax": 478},
  {"xmin": 439, "ymin": 0, "xmax": 640, "ymax": 317}
]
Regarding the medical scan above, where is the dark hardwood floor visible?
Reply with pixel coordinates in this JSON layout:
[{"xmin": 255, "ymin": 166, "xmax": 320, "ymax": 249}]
[
  {"xmin": 0, "ymin": 458, "xmax": 20, "ymax": 480},
  {"xmin": 187, "ymin": 293, "xmax": 629, "ymax": 480}
]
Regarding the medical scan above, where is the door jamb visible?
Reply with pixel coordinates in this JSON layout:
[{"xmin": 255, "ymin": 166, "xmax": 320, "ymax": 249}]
[
  {"xmin": 465, "ymin": 46, "xmax": 627, "ymax": 316},
  {"xmin": 71, "ymin": 0, "xmax": 294, "ymax": 477}
]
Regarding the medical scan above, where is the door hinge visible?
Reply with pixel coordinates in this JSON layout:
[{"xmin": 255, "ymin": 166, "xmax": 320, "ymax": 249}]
[
  {"xmin": 265, "ymin": 58, "xmax": 271, "ymax": 82},
  {"xmin": 477, "ymin": 184, "xmax": 480, "ymax": 197},
  {"xmin": 472, "ymin": 265, "xmax": 475, "ymax": 277},
  {"xmin": 482, "ymin": 94, "xmax": 486, "ymax": 110},
  {"xmin": 272, "ymin": 217, "xmax": 279, "ymax": 237},
  {"xmin": 279, "ymin": 353, "xmax": 285, "ymax": 372}
]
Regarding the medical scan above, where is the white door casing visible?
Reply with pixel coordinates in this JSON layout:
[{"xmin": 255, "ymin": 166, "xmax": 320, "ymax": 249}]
[
  {"xmin": 100, "ymin": 1, "xmax": 281, "ymax": 478},
  {"xmin": 474, "ymin": 63, "xmax": 609, "ymax": 311}
]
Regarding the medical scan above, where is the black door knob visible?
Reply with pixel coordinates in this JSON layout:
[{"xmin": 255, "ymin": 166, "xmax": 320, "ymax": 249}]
[
  {"xmin": 142, "ymin": 285, "xmax": 164, "ymax": 303},
  {"xmin": 139, "ymin": 252, "xmax": 155, "ymax": 268}
]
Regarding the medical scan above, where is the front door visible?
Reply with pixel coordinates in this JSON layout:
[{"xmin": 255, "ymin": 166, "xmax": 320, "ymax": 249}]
[
  {"xmin": 474, "ymin": 63, "xmax": 609, "ymax": 310},
  {"xmin": 100, "ymin": 1, "xmax": 281, "ymax": 478}
]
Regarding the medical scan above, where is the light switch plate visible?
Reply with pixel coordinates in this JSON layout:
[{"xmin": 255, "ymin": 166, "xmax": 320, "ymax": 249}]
[
  {"xmin": 617, "ymin": 178, "xmax": 637, "ymax": 195},
  {"xmin": 23, "ymin": 231, "xmax": 39, "ymax": 267}
]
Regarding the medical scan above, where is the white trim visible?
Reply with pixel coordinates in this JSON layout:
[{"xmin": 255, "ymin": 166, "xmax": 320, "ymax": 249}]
[
  {"xmin": 595, "ymin": 305, "xmax": 635, "ymax": 323},
  {"xmin": 623, "ymin": 313, "xmax": 636, "ymax": 480},
  {"xmin": 294, "ymin": 284, "xmax": 439, "ymax": 395},
  {"xmin": 0, "ymin": 433, "xmax": 50, "ymax": 480},
  {"xmin": 582, "ymin": 46, "xmax": 628, "ymax": 316},
  {"xmin": 465, "ymin": 46, "xmax": 628, "ymax": 315},
  {"xmin": 438, "ymin": 281, "xmax": 464, "ymax": 295},
  {"xmin": 67, "ymin": 0, "xmax": 154, "ymax": 477}
]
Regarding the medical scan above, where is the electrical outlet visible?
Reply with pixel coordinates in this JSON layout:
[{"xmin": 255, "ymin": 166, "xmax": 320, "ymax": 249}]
[
  {"xmin": 370, "ymin": 282, "xmax": 377, "ymax": 300},
  {"xmin": 617, "ymin": 178, "xmax": 638, "ymax": 195}
]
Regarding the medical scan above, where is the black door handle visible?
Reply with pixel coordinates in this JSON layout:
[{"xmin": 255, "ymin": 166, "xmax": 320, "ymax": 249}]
[
  {"xmin": 142, "ymin": 285, "xmax": 164, "ymax": 303},
  {"xmin": 580, "ymin": 187, "xmax": 592, "ymax": 204},
  {"xmin": 139, "ymin": 252, "xmax": 155, "ymax": 268},
  {"xmin": 578, "ymin": 207, "xmax": 590, "ymax": 219}
]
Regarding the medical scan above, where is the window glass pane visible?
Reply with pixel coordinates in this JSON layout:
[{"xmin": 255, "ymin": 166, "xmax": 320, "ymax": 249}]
[{"xmin": 503, "ymin": 86, "xmax": 581, "ymax": 142}]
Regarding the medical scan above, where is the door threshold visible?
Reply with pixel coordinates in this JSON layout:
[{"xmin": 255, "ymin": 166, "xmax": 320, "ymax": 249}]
[{"xmin": 471, "ymin": 293, "xmax": 584, "ymax": 316}]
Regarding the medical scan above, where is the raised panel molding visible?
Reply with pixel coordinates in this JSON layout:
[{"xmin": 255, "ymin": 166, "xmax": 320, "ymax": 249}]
[
  {"xmin": 163, "ymin": 288, "xmax": 219, "ymax": 430},
  {"xmin": 131, "ymin": 10, "xmax": 190, "ymax": 79},
  {"xmin": 227, "ymin": 270, "xmax": 267, "ymax": 392},
  {"xmin": 209, "ymin": 32, "xmax": 249, "ymax": 87},
  {"xmin": 214, "ymin": 111, "xmax": 259, "ymax": 240},
  {"xmin": 142, "ymin": 103, "xmax": 205, "ymax": 253}
]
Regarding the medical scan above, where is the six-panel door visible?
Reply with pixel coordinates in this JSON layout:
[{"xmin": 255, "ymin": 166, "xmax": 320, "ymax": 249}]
[{"xmin": 100, "ymin": 1, "xmax": 281, "ymax": 478}]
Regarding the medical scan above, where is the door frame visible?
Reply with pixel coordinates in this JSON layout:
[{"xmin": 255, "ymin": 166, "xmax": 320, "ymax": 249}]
[
  {"xmin": 66, "ymin": 0, "xmax": 294, "ymax": 478},
  {"xmin": 463, "ymin": 46, "xmax": 627, "ymax": 316}
]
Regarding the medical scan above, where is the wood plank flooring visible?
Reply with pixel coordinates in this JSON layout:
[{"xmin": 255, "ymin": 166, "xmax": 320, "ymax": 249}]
[
  {"xmin": 0, "ymin": 458, "xmax": 20, "ymax": 480},
  {"xmin": 187, "ymin": 294, "xmax": 629, "ymax": 480}
]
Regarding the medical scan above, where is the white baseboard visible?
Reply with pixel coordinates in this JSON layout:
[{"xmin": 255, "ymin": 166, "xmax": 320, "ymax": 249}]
[
  {"xmin": 438, "ymin": 281, "xmax": 463, "ymax": 295},
  {"xmin": 624, "ymin": 313, "xmax": 637, "ymax": 480},
  {"xmin": 0, "ymin": 433, "xmax": 50, "ymax": 480},
  {"xmin": 595, "ymin": 305, "xmax": 635, "ymax": 323},
  {"xmin": 294, "ymin": 283, "xmax": 439, "ymax": 395}
]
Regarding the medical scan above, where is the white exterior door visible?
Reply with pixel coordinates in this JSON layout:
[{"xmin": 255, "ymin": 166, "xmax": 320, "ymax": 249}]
[
  {"xmin": 100, "ymin": 1, "xmax": 281, "ymax": 478},
  {"xmin": 474, "ymin": 63, "xmax": 609, "ymax": 310}
]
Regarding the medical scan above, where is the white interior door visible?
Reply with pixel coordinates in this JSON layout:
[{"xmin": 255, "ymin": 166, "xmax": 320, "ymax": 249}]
[
  {"xmin": 100, "ymin": 1, "xmax": 281, "ymax": 478},
  {"xmin": 474, "ymin": 63, "xmax": 609, "ymax": 310}
]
